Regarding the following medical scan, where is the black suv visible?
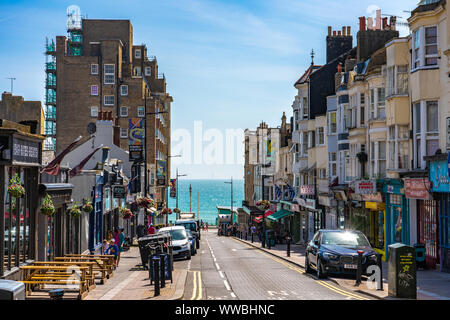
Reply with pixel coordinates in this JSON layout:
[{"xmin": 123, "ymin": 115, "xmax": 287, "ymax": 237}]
[{"xmin": 305, "ymin": 230, "xmax": 379, "ymax": 279}]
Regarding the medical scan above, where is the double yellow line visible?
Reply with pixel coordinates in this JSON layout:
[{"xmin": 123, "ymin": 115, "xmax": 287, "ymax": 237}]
[
  {"xmin": 190, "ymin": 271, "xmax": 203, "ymax": 300},
  {"xmin": 234, "ymin": 238, "xmax": 369, "ymax": 300}
]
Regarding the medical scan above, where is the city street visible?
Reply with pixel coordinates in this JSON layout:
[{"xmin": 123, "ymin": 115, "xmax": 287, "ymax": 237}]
[{"xmin": 180, "ymin": 230, "xmax": 372, "ymax": 300}]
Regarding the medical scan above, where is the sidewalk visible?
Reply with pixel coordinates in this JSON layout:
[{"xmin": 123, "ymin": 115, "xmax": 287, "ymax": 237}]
[
  {"xmin": 233, "ymin": 235, "xmax": 450, "ymax": 300},
  {"xmin": 85, "ymin": 246, "xmax": 187, "ymax": 300}
]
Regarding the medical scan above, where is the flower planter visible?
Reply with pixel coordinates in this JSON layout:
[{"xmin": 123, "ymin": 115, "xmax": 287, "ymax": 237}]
[
  {"xmin": 40, "ymin": 194, "xmax": 55, "ymax": 216},
  {"xmin": 82, "ymin": 202, "xmax": 93, "ymax": 213}
]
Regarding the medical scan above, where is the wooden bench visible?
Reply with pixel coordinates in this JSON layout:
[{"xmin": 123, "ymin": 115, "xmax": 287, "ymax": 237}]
[
  {"xmin": 55, "ymin": 256, "xmax": 112, "ymax": 283},
  {"xmin": 31, "ymin": 261, "xmax": 96, "ymax": 290},
  {"xmin": 20, "ymin": 265, "xmax": 89, "ymax": 300},
  {"xmin": 63, "ymin": 254, "xmax": 115, "ymax": 275}
]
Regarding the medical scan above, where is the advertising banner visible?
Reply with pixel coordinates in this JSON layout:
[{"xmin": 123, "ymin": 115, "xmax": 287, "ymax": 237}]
[
  {"xmin": 129, "ymin": 118, "xmax": 144, "ymax": 162},
  {"xmin": 405, "ymin": 178, "xmax": 430, "ymax": 200},
  {"xmin": 354, "ymin": 180, "xmax": 376, "ymax": 194},
  {"xmin": 170, "ymin": 179, "xmax": 176, "ymax": 198},
  {"xmin": 430, "ymin": 160, "xmax": 450, "ymax": 193},
  {"xmin": 300, "ymin": 185, "xmax": 315, "ymax": 195}
]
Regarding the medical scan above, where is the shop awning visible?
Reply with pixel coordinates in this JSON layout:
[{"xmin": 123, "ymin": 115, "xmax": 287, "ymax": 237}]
[
  {"xmin": 264, "ymin": 210, "xmax": 275, "ymax": 218},
  {"xmin": 253, "ymin": 215, "xmax": 263, "ymax": 223},
  {"xmin": 266, "ymin": 209, "xmax": 294, "ymax": 221}
]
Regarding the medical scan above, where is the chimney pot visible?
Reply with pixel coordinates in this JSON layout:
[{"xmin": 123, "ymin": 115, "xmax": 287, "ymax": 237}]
[
  {"xmin": 333, "ymin": 30, "xmax": 337, "ymax": 36},
  {"xmin": 342, "ymin": 26, "xmax": 346, "ymax": 36},
  {"xmin": 338, "ymin": 30, "xmax": 341, "ymax": 36},
  {"xmin": 328, "ymin": 26, "xmax": 332, "ymax": 37},
  {"xmin": 347, "ymin": 26, "xmax": 351, "ymax": 36}
]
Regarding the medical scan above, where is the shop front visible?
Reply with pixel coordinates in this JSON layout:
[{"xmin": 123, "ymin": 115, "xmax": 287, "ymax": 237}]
[
  {"xmin": 297, "ymin": 197, "xmax": 323, "ymax": 242},
  {"xmin": 383, "ymin": 179, "xmax": 409, "ymax": 253},
  {"xmin": 0, "ymin": 129, "xmax": 43, "ymax": 279},
  {"xmin": 426, "ymin": 155, "xmax": 450, "ymax": 273},
  {"xmin": 318, "ymin": 195, "xmax": 337, "ymax": 230},
  {"xmin": 362, "ymin": 192, "xmax": 386, "ymax": 259}
]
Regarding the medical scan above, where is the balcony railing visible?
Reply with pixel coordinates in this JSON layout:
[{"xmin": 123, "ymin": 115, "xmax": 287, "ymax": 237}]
[{"xmin": 46, "ymin": 62, "xmax": 56, "ymax": 72}]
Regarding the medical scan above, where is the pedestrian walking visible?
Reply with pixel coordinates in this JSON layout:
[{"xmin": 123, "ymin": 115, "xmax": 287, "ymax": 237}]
[
  {"xmin": 206, "ymin": 222, "xmax": 209, "ymax": 231},
  {"xmin": 117, "ymin": 227, "xmax": 125, "ymax": 266},
  {"xmin": 114, "ymin": 228, "xmax": 119, "ymax": 244},
  {"xmin": 147, "ymin": 223, "xmax": 156, "ymax": 235}
]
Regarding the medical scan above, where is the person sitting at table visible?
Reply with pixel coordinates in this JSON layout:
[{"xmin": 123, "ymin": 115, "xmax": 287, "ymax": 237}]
[{"xmin": 105, "ymin": 239, "xmax": 119, "ymax": 269}]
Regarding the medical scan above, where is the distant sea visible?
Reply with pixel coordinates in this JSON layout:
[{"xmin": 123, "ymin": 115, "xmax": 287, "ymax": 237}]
[{"xmin": 167, "ymin": 179, "xmax": 244, "ymax": 225}]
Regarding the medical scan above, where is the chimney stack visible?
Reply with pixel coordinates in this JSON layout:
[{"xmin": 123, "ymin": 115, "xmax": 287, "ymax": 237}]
[
  {"xmin": 342, "ymin": 26, "xmax": 346, "ymax": 36},
  {"xmin": 347, "ymin": 26, "xmax": 351, "ymax": 36},
  {"xmin": 333, "ymin": 30, "xmax": 337, "ymax": 36},
  {"xmin": 359, "ymin": 17, "xmax": 366, "ymax": 31},
  {"xmin": 328, "ymin": 26, "xmax": 332, "ymax": 37},
  {"xmin": 338, "ymin": 30, "xmax": 341, "ymax": 36}
]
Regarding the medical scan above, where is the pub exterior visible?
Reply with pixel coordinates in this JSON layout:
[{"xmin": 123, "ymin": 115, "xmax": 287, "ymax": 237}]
[{"xmin": 0, "ymin": 126, "xmax": 44, "ymax": 280}]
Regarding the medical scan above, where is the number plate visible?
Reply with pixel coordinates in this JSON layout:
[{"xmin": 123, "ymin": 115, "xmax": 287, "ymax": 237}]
[{"xmin": 344, "ymin": 264, "xmax": 357, "ymax": 269}]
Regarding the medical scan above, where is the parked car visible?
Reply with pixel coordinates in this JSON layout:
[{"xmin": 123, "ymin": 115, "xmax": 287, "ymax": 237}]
[
  {"xmin": 186, "ymin": 230, "xmax": 197, "ymax": 256},
  {"xmin": 305, "ymin": 230, "xmax": 378, "ymax": 279},
  {"xmin": 158, "ymin": 226, "xmax": 191, "ymax": 260},
  {"xmin": 175, "ymin": 219, "xmax": 200, "ymax": 249}
]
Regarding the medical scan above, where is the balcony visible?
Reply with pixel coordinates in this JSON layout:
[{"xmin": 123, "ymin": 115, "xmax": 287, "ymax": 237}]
[{"xmin": 46, "ymin": 62, "xmax": 56, "ymax": 73}]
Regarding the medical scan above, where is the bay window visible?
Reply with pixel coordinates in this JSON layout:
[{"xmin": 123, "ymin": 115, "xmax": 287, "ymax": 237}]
[
  {"xmin": 412, "ymin": 26, "xmax": 438, "ymax": 69},
  {"xmin": 328, "ymin": 111, "xmax": 337, "ymax": 134},
  {"xmin": 413, "ymin": 100, "xmax": 440, "ymax": 169},
  {"xmin": 388, "ymin": 125, "xmax": 409, "ymax": 170},
  {"xmin": 360, "ymin": 93, "xmax": 365, "ymax": 126}
]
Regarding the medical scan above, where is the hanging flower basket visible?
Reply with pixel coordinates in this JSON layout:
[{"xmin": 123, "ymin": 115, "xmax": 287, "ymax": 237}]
[
  {"xmin": 8, "ymin": 173, "xmax": 25, "ymax": 198},
  {"xmin": 161, "ymin": 208, "xmax": 172, "ymax": 215},
  {"xmin": 69, "ymin": 202, "xmax": 82, "ymax": 218},
  {"xmin": 136, "ymin": 197, "xmax": 156, "ymax": 209},
  {"xmin": 173, "ymin": 208, "xmax": 181, "ymax": 214},
  {"xmin": 40, "ymin": 193, "xmax": 55, "ymax": 216},
  {"xmin": 82, "ymin": 201, "xmax": 93, "ymax": 213},
  {"xmin": 119, "ymin": 207, "xmax": 133, "ymax": 220},
  {"xmin": 256, "ymin": 200, "xmax": 270, "ymax": 211}
]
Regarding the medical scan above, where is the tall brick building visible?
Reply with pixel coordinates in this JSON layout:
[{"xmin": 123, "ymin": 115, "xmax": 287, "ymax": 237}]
[{"xmin": 47, "ymin": 16, "xmax": 172, "ymax": 205}]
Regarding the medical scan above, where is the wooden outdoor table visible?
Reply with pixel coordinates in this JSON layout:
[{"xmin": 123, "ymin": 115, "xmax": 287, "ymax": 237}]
[
  {"xmin": 31, "ymin": 261, "xmax": 96, "ymax": 290},
  {"xmin": 20, "ymin": 265, "xmax": 89, "ymax": 300},
  {"xmin": 54, "ymin": 256, "xmax": 112, "ymax": 283}
]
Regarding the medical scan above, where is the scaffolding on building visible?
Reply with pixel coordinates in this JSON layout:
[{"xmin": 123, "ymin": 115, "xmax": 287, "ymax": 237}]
[
  {"xmin": 44, "ymin": 37, "xmax": 57, "ymax": 151},
  {"xmin": 67, "ymin": 5, "xmax": 83, "ymax": 56}
]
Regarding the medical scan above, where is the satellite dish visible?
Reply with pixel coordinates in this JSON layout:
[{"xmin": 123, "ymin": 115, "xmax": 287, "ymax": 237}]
[
  {"xmin": 87, "ymin": 122, "xmax": 96, "ymax": 135},
  {"xmin": 67, "ymin": 5, "xmax": 81, "ymax": 30}
]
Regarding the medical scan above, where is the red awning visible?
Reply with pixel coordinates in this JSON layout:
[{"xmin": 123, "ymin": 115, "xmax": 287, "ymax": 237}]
[
  {"xmin": 264, "ymin": 210, "xmax": 275, "ymax": 218},
  {"xmin": 253, "ymin": 215, "xmax": 263, "ymax": 223}
]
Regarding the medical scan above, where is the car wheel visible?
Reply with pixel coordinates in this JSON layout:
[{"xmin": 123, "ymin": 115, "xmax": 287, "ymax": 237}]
[
  {"xmin": 317, "ymin": 258, "xmax": 327, "ymax": 279},
  {"xmin": 305, "ymin": 254, "xmax": 313, "ymax": 274}
]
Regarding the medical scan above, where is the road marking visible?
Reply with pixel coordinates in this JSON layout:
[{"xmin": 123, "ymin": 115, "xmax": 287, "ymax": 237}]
[
  {"xmin": 230, "ymin": 292, "xmax": 236, "ymax": 298},
  {"xmin": 190, "ymin": 271, "xmax": 197, "ymax": 300},
  {"xmin": 215, "ymin": 263, "xmax": 220, "ymax": 270},
  {"xmin": 197, "ymin": 272, "xmax": 203, "ymax": 300},
  {"xmin": 224, "ymin": 280, "xmax": 231, "ymax": 291},
  {"xmin": 317, "ymin": 280, "xmax": 369, "ymax": 300},
  {"xmin": 231, "ymin": 249, "xmax": 237, "ymax": 252},
  {"xmin": 218, "ymin": 271, "xmax": 224, "ymax": 278}
]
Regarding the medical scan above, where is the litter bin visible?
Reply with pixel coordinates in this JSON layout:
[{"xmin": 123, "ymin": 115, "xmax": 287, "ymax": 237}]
[
  {"xmin": 0, "ymin": 280, "xmax": 25, "ymax": 300},
  {"xmin": 388, "ymin": 243, "xmax": 417, "ymax": 299},
  {"xmin": 414, "ymin": 243, "xmax": 426, "ymax": 269},
  {"xmin": 149, "ymin": 253, "xmax": 172, "ymax": 284},
  {"xmin": 265, "ymin": 230, "xmax": 275, "ymax": 248}
]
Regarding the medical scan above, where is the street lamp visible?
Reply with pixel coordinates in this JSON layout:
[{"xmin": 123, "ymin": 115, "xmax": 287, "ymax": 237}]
[
  {"xmin": 175, "ymin": 168, "xmax": 187, "ymax": 220},
  {"xmin": 224, "ymin": 177, "xmax": 233, "ymax": 225}
]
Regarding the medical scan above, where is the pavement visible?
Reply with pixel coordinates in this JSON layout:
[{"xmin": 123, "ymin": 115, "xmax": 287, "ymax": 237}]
[
  {"xmin": 232, "ymin": 234, "xmax": 450, "ymax": 300},
  {"xmin": 85, "ymin": 245, "xmax": 187, "ymax": 300}
]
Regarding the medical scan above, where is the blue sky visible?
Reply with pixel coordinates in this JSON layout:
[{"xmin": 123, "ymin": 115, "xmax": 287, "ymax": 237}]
[{"xmin": 0, "ymin": 0, "xmax": 416, "ymax": 179}]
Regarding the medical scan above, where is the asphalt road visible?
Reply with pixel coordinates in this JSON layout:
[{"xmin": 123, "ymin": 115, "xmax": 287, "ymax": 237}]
[{"xmin": 179, "ymin": 229, "xmax": 372, "ymax": 300}]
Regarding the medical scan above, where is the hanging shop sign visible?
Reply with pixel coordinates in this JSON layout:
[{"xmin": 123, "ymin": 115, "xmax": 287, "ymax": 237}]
[
  {"xmin": 9, "ymin": 136, "xmax": 41, "ymax": 165},
  {"xmin": 365, "ymin": 201, "xmax": 385, "ymax": 211},
  {"xmin": 112, "ymin": 185, "xmax": 126, "ymax": 198},
  {"xmin": 297, "ymin": 197, "xmax": 316, "ymax": 210},
  {"xmin": 128, "ymin": 118, "xmax": 144, "ymax": 162},
  {"xmin": 291, "ymin": 204, "xmax": 300, "ymax": 212},
  {"xmin": 429, "ymin": 160, "xmax": 450, "ymax": 193},
  {"xmin": 300, "ymin": 185, "xmax": 315, "ymax": 196},
  {"xmin": 354, "ymin": 180, "xmax": 377, "ymax": 195},
  {"xmin": 156, "ymin": 160, "xmax": 166, "ymax": 186},
  {"xmin": 404, "ymin": 178, "xmax": 430, "ymax": 200}
]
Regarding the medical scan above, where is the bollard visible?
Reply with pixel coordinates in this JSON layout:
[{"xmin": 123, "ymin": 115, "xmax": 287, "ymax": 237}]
[
  {"xmin": 355, "ymin": 250, "xmax": 363, "ymax": 286},
  {"xmin": 377, "ymin": 253, "xmax": 384, "ymax": 291},
  {"xmin": 262, "ymin": 234, "xmax": 266, "ymax": 248},
  {"xmin": 160, "ymin": 254, "xmax": 166, "ymax": 289},
  {"xmin": 268, "ymin": 234, "xmax": 271, "ymax": 250},
  {"xmin": 286, "ymin": 237, "xmax": 291, "ymax": 257},
  {"xmin": 251, "ymin": 233, "xmax": 254, "ymax": 243},
  {"xmin": 154, "ymin": 257, "xmax": 160, "ymax": 297}
]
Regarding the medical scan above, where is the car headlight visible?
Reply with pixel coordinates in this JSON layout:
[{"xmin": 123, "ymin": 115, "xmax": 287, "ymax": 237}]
[
  {"xmin": 323, "ymin": 252, "xmax": 339, "ymax": 260},
  {"xmin": 181, "ymin": 242, "xmax": 189, "ymax": 248}
]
